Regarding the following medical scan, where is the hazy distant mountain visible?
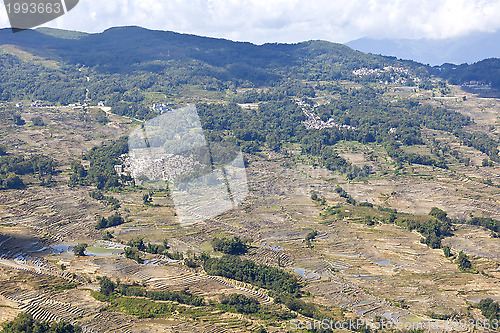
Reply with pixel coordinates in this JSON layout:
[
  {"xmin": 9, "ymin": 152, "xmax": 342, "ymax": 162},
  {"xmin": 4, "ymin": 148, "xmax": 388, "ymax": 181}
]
[{"xmin": 347, "ymin": 31, "xmax": 500, "ymax": 65}]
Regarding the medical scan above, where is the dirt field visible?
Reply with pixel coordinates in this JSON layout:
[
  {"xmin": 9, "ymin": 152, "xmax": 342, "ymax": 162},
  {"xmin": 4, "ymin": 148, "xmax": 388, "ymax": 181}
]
[{"xmin": 1, "ymin": 85, "xmax": 500, "ymax": 331}]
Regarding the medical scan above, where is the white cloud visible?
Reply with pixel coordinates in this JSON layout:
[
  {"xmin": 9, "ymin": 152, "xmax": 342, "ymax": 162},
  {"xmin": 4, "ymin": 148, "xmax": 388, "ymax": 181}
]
[
  {"xmin": 0, "ymin": 3, "xmax": 9, "ymax": 27},
  {"xmin": 1, "ymin": 0, "xmax": 500, "ymax": 42}
]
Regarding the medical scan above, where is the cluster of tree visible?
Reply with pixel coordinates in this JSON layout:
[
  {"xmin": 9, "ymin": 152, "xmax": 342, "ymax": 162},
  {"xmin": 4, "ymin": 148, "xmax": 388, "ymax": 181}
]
[
  {"xmin": 98, "ymin": 276, "xmax": 116, "ymax": 295},
  {"xmin": 312, "ymin": 87, "xmax": 470, "ymax": 142},
  {"xmin": 386, "ymin": 143, "xmax": 448, "ymax": 169},
  {"xmin": 164, "ymin": 250, "xmax": 184, "ymax": 261},
  {"xmin": 0, "ymin": 154, "xmax": 56, "ymax": 176},
  {"xmin": 274, "ymin": 293, "xmax": 318, "ymax": 319},
  {"xmin": 0, "ymin": 153, "xmax": 56, "ymax": 189},
  {"xmin": 335, "ymin": 186, "xmax": 356, "ymax": 205},
  {"xmin": 306, "ymin": 145, "xmax": 371, "ymax": 180},
  {"xmin": 320, "ymin": 205, "xmax": 343, "ymax": 218},
  {"xmin": 142, "ymin": 192, "xmax": 153, "ymax": 205},
  {"xmin": 130, "ymin": 238, "xmax": 169, "ymax": 253},
  {"xmin": 70, "ymin": 137, "xmax": 130, "ymax": 190},
  {"xmin": 392, "ymin": 208, "xmax": 453, "ymax": 249},
  {"xmin": 0, "ymin": 173, "xmax": 24, "ymax": 190},
  {"xmin": 124, "ymin": 246, "xmax": 142, "ymax": 263},
  {"xmin": 467, "ymin": 217, "xmax": 500, "ymax": 236},
  {"xmin": 425, "ymin": 311, "xmax": 454, "ymax": 321},
  {"xmin": 89, "ymin": 189, "xmax": 120, "ymax": 210},
  {"xmin": 124, "ymin": 238, "xmax": 178, "ymax": 263},
  {"xmin": 69, "ymin": 161, "xmax": 87, "ymax": 186},
  {"xmin": 310, "ymin": 192, "xmax": 326, "ymax": 205},
  {"xmin": 232, "ymin": 82, "xmax": 319, "ymax": 105},
  {"xmin": 120, "ymin": 285, "xmax": 204, "ymax": 307},
  {"xmin": 233, "ymin": 89, "xmax": 288, "ymax": 104},
  {"xmin": 443, "ymin": 245, "xmax": 452, "ymax": 258},
  {"xmin": 305, "ymin": 230, "xmax": 318, "ymax": 248},
  {"xmin": 454, "ymin": 130, "xmax": 500, "ymax": 162},
  {"xmin": 406, "ymin": 152, "xmax": 448, "ymax": 169},
  {"xmin": 184, "ymin": 257, "xmax": 200, "ymax": 268},
  {"xmin": 305, "ymin": 230, "xmax": 318, "ymax": 241},
  {"xmin": 203, "ymin": 254, "xmax": 325, "ymax": 319},
  {"xmin": 428, "ymin": 138, "xmax": 470, "ymax": 166},
  {"xmin": 73, "ymin": 243, "xmax": 88, "ymax": 256},
  {"xmin": 77, "ymin": 109, "xmax": 110, "ymax": 125},
  {"xmin": 457, "ymin": 251, "xmax": 474, "ymax": 272},
  {"xmin": 96, "ymin": 213, "xmax": 125, "ymax": 229},
  {"xmin": 378, "ymin": 206, "xmax": 397, "ymax": 214},
  {"xmin": 12, "ymin": 114, "xmax": 25, "ymax": 125},
  {"xmin": 103, "ymin": 230, "xmax": 114, "ymax": 241},
  {"xmin": 478, "ymin": 298, "xmax": 500, "ymax": 321},
  {"xmin": 127, "ymin": 238, "xmax": 169, "ymax": 254},
  {"xmin": 98, "ymin": 277, "xmax": 205, "ymax": 306},
  {"xmin": 428, "ymin": 207, "xmax": 452, "ymax": 223},
  {"xmin": 419, "ymin": 207, "xmax": 453, "ymax": 248},
  {"xmin": 483, "ymin": 158, "xmax": 494, "ymax": 167},
  {"xmin": 0, "ymin": 54, "xmax": 86, "ymax": 104},
  {"xmin": 0, "ymin": 313, "xmax": 81, "ymax": 333},
  {"xmin": 203, "ymin": 255, "xmax": 302, "ymax": 296},
  {"xmin": 211, "ymin": 236, "xmax": 250, "ymax": 255},
  {"xmin": 197, "ymin": 100, "xmax": 305, "ymax": 154},
  {"xmin": 219, "ymin": 294, "xmax": 261, "ymax": 314},
  {"xmin": 111, "ymin": 101, "xmax": 155, "ymax": 119}
]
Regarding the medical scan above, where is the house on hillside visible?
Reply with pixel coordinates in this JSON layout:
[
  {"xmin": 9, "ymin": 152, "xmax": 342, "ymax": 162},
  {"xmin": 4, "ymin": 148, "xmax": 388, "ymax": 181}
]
[{"xmin": 152, "ymin": 103, "xmax": 172, "ymax": 114}]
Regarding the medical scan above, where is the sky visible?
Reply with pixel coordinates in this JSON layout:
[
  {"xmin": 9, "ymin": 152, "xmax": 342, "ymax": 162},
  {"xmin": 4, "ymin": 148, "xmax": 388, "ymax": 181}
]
[{"xmin": 1, "ymin": 0, "xmax": 500, "ymax": 44}]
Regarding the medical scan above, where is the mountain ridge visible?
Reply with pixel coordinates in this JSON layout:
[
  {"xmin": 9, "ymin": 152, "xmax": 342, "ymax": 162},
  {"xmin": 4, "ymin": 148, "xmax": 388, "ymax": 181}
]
[
  {"xmin": 1, "ymin": 25, "xmax": 499, "ymax": 107},
  {"xmin": 347, "ymin": 31, "xmax": 500, "ymax": 65},
  {"xmin": 0, "ymin": 25, "xmax": 421, "ymax": 80}
]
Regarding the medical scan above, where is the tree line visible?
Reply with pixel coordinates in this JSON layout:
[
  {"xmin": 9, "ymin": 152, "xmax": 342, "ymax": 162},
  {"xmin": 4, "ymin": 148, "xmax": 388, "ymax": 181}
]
[
  {"xmin": 0, "ymin": 313, "xmax": 81, "ymax": 333},
  {"xmin": 0, "ymin": 152, "xmax": 56, "ymax": 189},
  {"xmin": 70, "ymin": 137, "xmax": 130, "ymax": 190}
]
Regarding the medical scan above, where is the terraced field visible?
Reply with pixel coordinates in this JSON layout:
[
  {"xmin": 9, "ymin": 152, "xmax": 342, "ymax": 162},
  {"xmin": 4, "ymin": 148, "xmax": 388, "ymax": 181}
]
[{"xmin": 1, "ymin": 85, "xmax": 500, "ymax": 332}]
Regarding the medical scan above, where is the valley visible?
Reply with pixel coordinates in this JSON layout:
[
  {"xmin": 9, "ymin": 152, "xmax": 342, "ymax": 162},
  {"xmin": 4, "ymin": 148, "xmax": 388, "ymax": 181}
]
[{"xmin": 0, "ymin": 27, "xmax": 500, "ymax": 332}]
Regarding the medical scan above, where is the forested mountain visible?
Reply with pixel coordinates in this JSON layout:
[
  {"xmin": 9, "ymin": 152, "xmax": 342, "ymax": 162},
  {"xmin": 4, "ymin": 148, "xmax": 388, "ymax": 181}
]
[
  {"xmin": 439, "ymin": 58, "xmax": 500, "ymax": 89},
  {"xmin": 0, "ymin": 26, "xmax": 420, "ymax": 76},
  {"xmin": 0, "ymin": 26, "xmax": 431, "ymax": 109},
  {"xmin": 1, "ymin": 26, "xmax": 499, "ymax": 110},
  {"xmin": 2, "ymin": 26, "xmax": 497, "ymax": 108},
  {"xmin": 2, "ymin": 26, "xmax": 497, "ymax": 163}
]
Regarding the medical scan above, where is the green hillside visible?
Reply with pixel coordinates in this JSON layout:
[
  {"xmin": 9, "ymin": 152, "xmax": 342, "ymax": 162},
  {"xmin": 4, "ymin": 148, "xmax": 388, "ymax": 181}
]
[{"xmin": 0, "ymin": 26, "xmax": 431, "ymax": 107}]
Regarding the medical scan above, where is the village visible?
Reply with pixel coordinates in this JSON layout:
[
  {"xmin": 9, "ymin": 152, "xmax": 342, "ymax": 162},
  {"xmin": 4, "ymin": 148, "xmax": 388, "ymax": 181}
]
[
  {"xmin": 295, "ymin": 98, "xmax": 357, "ymax": 131},
  {"xmin": 352, "ymin": 66, "xmax": 422, "ymax": 85}
]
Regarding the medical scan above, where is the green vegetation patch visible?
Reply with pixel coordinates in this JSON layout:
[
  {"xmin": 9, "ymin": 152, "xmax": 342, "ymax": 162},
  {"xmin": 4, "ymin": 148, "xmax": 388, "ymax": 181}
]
[
  {"xmin": 1, "ymin": 312, "xmax": 82, "ymax": 333},
  {"xmin": 203, "ymin": 254, "xmax": 302, "ymax": 296}
]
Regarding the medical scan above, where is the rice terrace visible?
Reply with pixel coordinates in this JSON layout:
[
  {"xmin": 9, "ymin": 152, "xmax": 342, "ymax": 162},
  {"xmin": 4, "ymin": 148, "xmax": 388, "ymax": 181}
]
[{"xmin": 0, "ymin": 25, "xmax": 500, "ymax": 332}]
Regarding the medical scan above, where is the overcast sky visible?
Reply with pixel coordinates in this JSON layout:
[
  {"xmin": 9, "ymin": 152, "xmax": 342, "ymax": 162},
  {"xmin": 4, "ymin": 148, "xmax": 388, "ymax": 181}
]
[{"xmin": 1, "ymin": 0, "xmax": 500, "ymax": 43}]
